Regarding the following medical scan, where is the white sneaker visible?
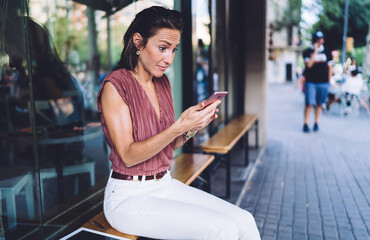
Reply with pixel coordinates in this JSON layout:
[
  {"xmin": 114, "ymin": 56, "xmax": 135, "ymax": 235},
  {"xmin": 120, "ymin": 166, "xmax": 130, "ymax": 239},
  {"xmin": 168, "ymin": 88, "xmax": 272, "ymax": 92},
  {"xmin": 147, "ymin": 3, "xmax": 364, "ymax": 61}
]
[{"xmin": 344, "ymin": 107, "xmax": 352, "ymax": 116}]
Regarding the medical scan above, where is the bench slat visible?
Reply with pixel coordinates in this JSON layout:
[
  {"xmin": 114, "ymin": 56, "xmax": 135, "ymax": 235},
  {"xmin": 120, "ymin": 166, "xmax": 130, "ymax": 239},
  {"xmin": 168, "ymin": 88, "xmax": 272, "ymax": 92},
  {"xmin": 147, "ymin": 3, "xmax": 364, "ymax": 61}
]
[
  {"xmin": 171, "ymin": 153, "xmax": 215, "ymax": 185},
  {"xmin": 82, "ymin": 153, "xmax": 215, "ymax": 239},
  {"xmin": 82, "ymin": 212, "xmax": 138, "ymax": 239},
  {"xmin": 201, "ymin": 114, "xmax": 258, "ymax": 154}
]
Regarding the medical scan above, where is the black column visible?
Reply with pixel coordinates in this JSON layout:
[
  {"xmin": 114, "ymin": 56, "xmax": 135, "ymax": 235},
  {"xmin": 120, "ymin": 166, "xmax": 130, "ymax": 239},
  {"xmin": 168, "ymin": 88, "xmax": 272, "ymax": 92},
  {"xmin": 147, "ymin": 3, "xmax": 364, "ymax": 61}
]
[{"xmin": 181, "ymin": 0, "xmax": 196, "ymax": 153}]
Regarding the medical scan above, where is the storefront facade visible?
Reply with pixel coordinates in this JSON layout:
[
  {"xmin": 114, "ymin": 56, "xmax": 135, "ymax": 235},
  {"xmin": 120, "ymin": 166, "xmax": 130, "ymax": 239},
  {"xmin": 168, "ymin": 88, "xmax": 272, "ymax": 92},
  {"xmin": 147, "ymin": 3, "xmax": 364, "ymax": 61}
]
[{"xmin": 0, "ymin": 0, "xmax": 267, "ymax": 239}]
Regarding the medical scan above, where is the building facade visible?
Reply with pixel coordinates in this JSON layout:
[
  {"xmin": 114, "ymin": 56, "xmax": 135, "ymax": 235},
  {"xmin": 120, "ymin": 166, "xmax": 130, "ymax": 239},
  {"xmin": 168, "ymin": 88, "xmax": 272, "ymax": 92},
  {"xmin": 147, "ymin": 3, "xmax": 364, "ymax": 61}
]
[{"xmin": 267, "ymin": 0, "xmax": 302, "ymax": 83}]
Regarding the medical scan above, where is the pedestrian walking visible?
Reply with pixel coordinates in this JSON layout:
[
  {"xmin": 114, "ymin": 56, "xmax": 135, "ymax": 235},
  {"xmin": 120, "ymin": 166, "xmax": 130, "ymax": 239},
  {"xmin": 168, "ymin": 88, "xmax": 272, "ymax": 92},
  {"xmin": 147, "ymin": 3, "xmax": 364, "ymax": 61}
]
[{"xmin": 302, "ymin": 31, "xmax": 334, "ymax": 132}]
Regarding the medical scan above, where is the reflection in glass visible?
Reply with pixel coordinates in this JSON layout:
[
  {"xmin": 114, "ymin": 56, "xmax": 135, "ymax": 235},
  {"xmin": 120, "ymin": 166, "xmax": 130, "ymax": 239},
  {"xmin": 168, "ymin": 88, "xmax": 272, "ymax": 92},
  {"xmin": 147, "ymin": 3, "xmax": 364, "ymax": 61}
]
[
  {"xmin": 194, "ymin": 0, "xmax": 211, "ymax": 104},
  {"xmin": 0, "ymin": 1, "xmax": 38, "ymax": 237},
  {"xmin": 193, "ymin": 0, "xmax": 212, "ymax": 144},
  {"xmin": 1, "ymin": 0, "xmax": 175, "ymax": 238},
  {"xmin": 49, "ymin": 97, "xmax": 81, "ymax": 127}
]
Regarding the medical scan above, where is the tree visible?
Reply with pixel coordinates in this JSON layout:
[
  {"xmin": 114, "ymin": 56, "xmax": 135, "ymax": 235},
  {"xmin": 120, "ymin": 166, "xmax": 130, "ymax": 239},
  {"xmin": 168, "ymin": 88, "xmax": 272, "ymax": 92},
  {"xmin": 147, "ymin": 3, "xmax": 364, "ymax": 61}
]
[
  {"xmin": 274, "ymin": 0, "xmax": 302, "ymax": 30},
  {"xmin": 271, "ymin": 0, "xmax": 302, "ymax": 46},
  {"xmin": 363, "ymin": 26, "xmax": 370, "ymax": 79},
  {"xmin": 312, "ymin": 0, "xmax": 370, "ymax": 50}
]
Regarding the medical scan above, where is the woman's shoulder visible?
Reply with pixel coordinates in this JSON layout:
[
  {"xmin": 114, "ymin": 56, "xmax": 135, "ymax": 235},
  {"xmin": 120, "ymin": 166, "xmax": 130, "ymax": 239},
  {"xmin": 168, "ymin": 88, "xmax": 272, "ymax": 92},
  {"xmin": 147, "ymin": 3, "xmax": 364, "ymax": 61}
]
[
  {"xmin": 105, "ymin": 68, "xmax": 131, "ymax": 82},
  {"xmin": 99, "ymin": 68, "xmax": 134, "ymax": 97}
]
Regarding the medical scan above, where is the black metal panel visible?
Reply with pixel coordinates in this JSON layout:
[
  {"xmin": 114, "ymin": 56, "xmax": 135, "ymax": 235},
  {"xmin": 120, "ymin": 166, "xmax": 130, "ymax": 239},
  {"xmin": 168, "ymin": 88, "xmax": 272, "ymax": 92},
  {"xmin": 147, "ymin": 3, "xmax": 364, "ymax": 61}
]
[
  {"xmin": 229, "ymin": 0, "xmax": 246, "ymax": 117},
  {"xmin": 181, "ymin": 0, "xmax": 195, "ymax": 110},
  {"xmin": 181, "ymin": 0, "xmax": 195, "ymax": 153}
]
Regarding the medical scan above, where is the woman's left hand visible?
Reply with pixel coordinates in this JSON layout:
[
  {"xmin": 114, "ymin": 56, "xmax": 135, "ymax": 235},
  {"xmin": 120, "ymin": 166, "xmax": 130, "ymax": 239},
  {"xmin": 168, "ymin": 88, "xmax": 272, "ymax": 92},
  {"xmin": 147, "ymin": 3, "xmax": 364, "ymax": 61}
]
[{"xmin": 177, "ymin": 100, "xmax": 221, "ymax": 133}]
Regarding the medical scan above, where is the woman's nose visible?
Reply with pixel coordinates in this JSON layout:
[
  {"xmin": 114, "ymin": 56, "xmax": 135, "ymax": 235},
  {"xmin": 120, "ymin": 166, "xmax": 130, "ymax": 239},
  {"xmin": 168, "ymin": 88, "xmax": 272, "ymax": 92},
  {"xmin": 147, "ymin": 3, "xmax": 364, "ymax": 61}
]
[{"xmin": 164, "ymin": 52, "xmax": 175, "ymax": 65}]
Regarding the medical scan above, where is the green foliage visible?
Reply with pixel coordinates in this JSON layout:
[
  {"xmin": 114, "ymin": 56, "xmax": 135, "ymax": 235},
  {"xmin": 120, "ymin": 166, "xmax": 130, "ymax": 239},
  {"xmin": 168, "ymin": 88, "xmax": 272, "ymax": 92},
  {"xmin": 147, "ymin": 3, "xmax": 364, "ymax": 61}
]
[
  {"xmin": 75, "ymin": 29, "xmax": 89, "ymax": 65},
  {"xmin": 352, "ymin": 46, "xmax": 365, "ymax": 66},
  {"xmin": 312, "ymin": 0, "xmax": 370, "ymax": 49},
  {"xmin": 51, "ymin": 10, "xmax": 128, "ymax": 72},
  {"xmin": 53, "ymin": 16, "xmax": 68, "ymax": 60},
  {"xmin": 52, "ymin": 14, "xmax": 89, "ymax": 67},
  {"xmin": 274, "ymin": 0, "xmax": 302, "ymax": 30},
  {"xmin": 110, "ymin": 23, "xmax": 128, "ymax": 69}
]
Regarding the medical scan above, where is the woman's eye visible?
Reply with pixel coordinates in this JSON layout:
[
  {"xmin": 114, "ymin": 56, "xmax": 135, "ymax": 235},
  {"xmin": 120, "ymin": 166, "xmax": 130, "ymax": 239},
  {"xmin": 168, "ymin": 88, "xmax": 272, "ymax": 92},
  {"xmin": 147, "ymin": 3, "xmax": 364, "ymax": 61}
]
[
  {"xmin": 173, "ymin": 48, "xmax": 178, "ymax": 53},
  {"xmin": 159, "ymin": 46, "xmax": 166, "ymax": 51}
]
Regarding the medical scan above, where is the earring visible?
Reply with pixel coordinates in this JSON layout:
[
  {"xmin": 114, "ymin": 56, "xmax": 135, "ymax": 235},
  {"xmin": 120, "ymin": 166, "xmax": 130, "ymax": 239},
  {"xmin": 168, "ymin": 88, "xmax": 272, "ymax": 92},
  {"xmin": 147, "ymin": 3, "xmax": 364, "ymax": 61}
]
[{"xmin": 136, "ymin": 50, "xmax": 140, "ymax": 56}]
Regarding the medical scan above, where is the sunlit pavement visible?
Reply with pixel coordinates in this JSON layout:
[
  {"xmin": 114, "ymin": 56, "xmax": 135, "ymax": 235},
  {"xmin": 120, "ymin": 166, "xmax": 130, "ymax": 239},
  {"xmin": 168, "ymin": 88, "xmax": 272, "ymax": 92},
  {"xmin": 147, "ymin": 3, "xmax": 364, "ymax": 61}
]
[{"xmin": 238, "ymin": 83, "xmax": 370, "ymax": 240}]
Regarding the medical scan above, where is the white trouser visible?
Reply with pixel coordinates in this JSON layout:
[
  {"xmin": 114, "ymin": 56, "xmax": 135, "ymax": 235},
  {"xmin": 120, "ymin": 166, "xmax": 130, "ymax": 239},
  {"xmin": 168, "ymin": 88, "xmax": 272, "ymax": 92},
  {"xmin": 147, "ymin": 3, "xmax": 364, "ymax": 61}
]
[{"xmin": 104, "ymin": 171, "xmax": 261, "ymax": 240}]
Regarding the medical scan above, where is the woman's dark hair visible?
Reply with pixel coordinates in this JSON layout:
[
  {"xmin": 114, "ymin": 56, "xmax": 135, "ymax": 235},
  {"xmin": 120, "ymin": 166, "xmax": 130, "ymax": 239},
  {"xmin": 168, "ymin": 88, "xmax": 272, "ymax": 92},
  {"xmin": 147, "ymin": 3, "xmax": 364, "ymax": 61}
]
[{"xmin": 115, "ymin": 6, "xmax": 183, "ymax": 71}]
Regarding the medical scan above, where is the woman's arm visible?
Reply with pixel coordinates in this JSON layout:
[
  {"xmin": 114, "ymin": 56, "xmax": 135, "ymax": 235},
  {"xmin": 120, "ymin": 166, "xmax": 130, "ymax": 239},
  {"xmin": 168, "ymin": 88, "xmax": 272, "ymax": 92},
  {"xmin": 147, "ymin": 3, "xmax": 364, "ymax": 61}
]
[
  {"xmin": 172, "ymin": 108, "xmax": 219, "ymax": 150},
  {"xmin": 172, "ymin": 135, "xmax": 189, "ymax": 150},
  {"xmin": 101, "ymin": 82, "xmax": 219, "ymax": 167}
]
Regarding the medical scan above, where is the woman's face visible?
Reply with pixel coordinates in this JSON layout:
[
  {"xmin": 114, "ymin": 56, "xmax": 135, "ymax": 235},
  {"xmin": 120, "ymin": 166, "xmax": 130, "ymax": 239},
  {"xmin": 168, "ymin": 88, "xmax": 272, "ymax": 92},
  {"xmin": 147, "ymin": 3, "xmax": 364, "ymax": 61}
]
[{"xmin": 137, "ymin": 28, "xmax": 180, "ymax": 78}]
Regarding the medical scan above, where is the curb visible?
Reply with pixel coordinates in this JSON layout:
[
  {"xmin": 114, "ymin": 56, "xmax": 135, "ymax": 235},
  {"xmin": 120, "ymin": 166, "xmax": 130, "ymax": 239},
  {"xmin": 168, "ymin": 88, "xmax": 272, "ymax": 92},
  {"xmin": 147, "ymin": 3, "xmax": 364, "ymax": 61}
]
[{"xmin": 235, "ymin": 146, "xmax": 266, "ymax": 207}]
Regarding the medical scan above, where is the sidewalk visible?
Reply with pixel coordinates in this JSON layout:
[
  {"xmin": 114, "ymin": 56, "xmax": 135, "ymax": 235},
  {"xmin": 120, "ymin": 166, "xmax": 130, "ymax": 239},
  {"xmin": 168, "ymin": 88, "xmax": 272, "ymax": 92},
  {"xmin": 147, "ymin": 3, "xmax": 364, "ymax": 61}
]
[{"xmin": 238, "ymin": 83, "xmax": 370, "ymax": 240}]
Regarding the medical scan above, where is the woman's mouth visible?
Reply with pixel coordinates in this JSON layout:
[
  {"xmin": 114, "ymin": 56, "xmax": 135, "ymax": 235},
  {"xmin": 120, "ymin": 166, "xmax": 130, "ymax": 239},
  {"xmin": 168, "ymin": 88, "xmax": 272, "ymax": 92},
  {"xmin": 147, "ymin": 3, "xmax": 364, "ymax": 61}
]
[{"xmin": 157, "ymin": 65, "xmax": 167, "ymax": 71}]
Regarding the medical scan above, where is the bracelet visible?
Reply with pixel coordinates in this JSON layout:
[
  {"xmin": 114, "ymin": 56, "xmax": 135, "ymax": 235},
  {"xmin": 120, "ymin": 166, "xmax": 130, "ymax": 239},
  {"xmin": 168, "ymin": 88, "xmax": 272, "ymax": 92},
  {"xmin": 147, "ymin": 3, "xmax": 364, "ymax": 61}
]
[{"xmin": 183, "ymin": 130, "xmax": 198, "ymax": 138}]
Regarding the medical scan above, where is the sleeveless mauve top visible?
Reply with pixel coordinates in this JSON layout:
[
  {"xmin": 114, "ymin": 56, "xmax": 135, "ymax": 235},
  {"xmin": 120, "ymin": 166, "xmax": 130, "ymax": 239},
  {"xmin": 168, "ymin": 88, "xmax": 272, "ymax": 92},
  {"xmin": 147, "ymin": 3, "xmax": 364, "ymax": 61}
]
[{"xmin": 97, "ymin": 68, "xmax": 175, "ymax": 175}]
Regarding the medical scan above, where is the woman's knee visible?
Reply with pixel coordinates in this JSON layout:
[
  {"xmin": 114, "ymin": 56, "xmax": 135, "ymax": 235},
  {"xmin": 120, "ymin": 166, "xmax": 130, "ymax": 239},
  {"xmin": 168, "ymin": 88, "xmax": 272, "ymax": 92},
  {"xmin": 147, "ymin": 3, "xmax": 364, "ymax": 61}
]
[
  {"xmin": 243, "ymin": 210, "xmax": 256, "ymax": 223},
  {"xmin": 239, "ymin": 211, "xmax": 261, "ymax": 240},
  {"xmin": 207, "ymin": 218, "xmax": 239, "ymax": 240}
]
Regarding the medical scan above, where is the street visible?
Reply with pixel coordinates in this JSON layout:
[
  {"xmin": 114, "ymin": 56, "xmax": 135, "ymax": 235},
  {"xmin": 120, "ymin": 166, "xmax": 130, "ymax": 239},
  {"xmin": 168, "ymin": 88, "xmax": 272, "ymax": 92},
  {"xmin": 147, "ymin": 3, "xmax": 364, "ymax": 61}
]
[{"xmin": 239, "ymin": 83, "xmax": 370, "ymax": 240}]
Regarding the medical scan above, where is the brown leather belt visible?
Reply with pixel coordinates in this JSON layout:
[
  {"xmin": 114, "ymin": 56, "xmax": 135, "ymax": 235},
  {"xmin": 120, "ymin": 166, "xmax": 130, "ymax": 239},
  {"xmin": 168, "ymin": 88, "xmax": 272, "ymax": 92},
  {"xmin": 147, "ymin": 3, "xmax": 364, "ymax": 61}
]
[{"xmin": 111, "ymin": 170, "xmax": 168, "ymax": 181}]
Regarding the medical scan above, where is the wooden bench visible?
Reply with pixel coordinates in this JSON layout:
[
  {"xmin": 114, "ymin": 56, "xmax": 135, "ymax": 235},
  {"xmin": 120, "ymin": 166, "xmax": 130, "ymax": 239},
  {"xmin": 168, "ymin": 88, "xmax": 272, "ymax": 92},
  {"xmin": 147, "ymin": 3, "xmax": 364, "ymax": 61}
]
[
  {"xmin": 81, "ymin": 153, "xmax": 215, "ymax": 239},
  {"xmin": 200, "ymin": 114, "xmax": 259, "ymax": 199}
]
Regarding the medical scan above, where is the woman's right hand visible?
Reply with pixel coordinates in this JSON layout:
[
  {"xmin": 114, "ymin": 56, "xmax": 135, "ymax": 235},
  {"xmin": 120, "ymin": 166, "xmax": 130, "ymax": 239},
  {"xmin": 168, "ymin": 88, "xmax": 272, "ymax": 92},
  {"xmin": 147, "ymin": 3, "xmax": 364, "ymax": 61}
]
[{"xmin": 177, "ymin": 100, "xmax": 221, "ymax": 133}]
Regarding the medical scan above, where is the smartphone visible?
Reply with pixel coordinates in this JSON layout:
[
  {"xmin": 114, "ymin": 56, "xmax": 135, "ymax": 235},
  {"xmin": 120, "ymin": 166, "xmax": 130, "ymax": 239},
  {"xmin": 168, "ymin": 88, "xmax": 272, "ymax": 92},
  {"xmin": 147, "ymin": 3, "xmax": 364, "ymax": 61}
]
[{"xmin": 203, "ymin": 91, "xmax": 228, "ymax": 107}]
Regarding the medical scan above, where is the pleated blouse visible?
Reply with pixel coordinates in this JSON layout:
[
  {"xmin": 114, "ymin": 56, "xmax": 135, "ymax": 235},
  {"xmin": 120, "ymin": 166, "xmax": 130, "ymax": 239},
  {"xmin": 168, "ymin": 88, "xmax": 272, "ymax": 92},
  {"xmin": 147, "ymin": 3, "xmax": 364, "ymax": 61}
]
[{"xmin": 97, "ymin": 68, "xmax": 175, "ymax": 175}]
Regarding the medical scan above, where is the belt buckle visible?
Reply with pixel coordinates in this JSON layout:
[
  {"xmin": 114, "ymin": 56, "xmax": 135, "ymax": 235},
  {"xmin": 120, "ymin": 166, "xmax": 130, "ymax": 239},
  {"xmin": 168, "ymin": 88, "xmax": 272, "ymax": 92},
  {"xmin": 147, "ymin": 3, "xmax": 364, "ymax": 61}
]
[{"xmin": 154, "ymin": 174, "xmax": 159, "ymax": 181}]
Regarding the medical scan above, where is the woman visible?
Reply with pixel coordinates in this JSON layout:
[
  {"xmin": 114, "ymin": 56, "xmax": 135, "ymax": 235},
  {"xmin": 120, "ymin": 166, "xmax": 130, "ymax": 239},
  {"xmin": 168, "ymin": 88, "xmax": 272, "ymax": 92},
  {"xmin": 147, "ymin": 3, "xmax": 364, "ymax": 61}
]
[{"xmin": 97, "ymin": 6, "xmax": 260, "ymax": 240}]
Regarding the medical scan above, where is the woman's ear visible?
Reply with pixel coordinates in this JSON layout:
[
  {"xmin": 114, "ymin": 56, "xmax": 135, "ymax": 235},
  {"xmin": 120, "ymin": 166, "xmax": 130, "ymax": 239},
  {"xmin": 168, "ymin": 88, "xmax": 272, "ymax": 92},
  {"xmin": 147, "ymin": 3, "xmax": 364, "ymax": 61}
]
[{"xmin": 132, "ymin": 33, "xmax": 143, "ymax": 50}]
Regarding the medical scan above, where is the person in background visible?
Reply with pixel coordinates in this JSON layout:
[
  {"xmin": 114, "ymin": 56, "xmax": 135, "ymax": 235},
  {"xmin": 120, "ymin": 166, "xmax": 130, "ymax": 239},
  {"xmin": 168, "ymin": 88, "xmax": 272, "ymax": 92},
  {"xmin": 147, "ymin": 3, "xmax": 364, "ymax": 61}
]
[
  {"xmin": 97, "ymin": 6, "xmax": 260, "ymax": 240},
  {"xmin": 345, "ymin": 57, "xmax": 358, "ymax": 75},
  {"xmin": 3, "ymin": 16, "xmax": 84, "ymax": 129},
  {"xmin": 325, "ymin": 76, "xmax": 341, "ymax": 112},
  {"xmin": 342, "ymin": 68, "xmax": 370, "ymax": 116},
  {"xmin": 302, "ymin": 31, "xmax": 334, "ymax": 132}
]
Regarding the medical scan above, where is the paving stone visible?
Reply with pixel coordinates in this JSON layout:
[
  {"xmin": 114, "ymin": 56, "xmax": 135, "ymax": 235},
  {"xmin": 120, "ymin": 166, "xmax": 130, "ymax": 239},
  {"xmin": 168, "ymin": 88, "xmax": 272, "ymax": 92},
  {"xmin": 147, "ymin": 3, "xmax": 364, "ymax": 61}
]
[
  {"xmin": 353, "ymin": 230, "xmax": 370, "ymax": 240},
  {"xmin": 277, "ymin": 231, "xmax": 292, "ymax": 240},
  {"xmin": 338, "ymin": 229, "xmax": 355, "ymax": 240},
  {"xmin": 292, "ymin": 232, "xmax": 308, "ymax": 240},
  {"xmin": 292, "ymin": 225, "xmax": 306, "ymax": 234},
  {"xmin": 262, "ymin": 234, "xmax": 277, "ymax": 240},
  {"xmin": 308, "ymin": 235, "xmax": 323, "ymax": 240},
  {"xmin": 324, "ymin": 232, "xmax": 339, "ymax": 239}
]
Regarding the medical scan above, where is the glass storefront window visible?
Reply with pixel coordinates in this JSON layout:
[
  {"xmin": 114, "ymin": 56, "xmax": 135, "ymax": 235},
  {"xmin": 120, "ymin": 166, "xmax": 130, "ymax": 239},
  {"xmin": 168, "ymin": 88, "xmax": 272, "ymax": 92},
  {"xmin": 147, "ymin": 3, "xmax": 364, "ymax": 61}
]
[
  {"xmin": 25, "ymin": 1, "xmax": 108, "ymax": 226},
  {"xmin": 1, "ymin": 1, "xmax": 40, "ymax": 239},
  {"xmin": 192, "ymin": 0, "xmax": 212, "ymax": 144},
  {"xmin": 1, "ymin": 0, "xmax": 177, "ymax": 239},
  {"xmin": 194, "ymin": 0, "xmax": 211, "ymax": 104},
  {"xmin": 210, "ymin": 0, "xmax": 228, "ymax": 125},
  {"xmin": 191, "ymin": 0, "xmax": 228, "ymax": 146}
]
